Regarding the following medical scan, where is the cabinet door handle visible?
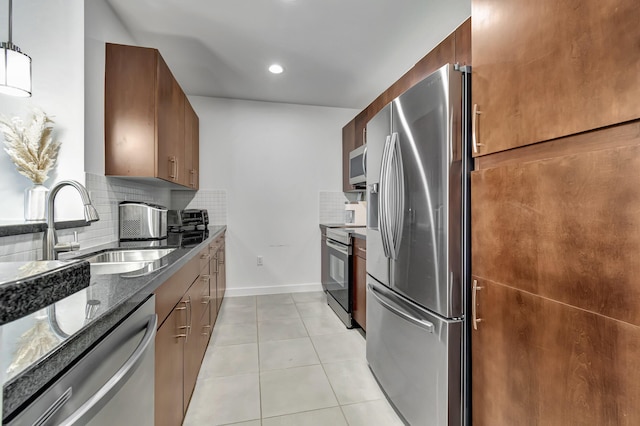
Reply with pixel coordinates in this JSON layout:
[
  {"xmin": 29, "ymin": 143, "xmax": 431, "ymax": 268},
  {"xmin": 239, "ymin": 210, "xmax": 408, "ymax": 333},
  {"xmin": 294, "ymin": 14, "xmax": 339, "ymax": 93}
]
[
  {"xmin": 169, "ymin": 156, "xmax": 178, "ymax": 179},
  {"xmin": 175, "ymin": 302, "xmax": 188, "ymax": 339},
  {"xmin": 472, "ymin": 104, "xmax": 484, "ymax": 154},
  {"xmin": 201, "ymin": 253, "xmax": 210, "ymax": 260},
  {"xmin": 472, "ymin": 279, "xmax": 484, "ymax": 330},
  {"xmin": 357, "ymin": 247, "xmax": 366, "ymax": 253}
]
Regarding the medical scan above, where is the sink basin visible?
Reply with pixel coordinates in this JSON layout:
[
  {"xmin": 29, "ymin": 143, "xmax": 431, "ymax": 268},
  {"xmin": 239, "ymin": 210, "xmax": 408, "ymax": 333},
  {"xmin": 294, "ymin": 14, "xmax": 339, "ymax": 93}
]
[
  {"xmin": 84, "ymin": 248, "xmax": 176, "ymax": 275},
  {"xmin": 84, "ymin": 248, "xmax": 176, "ymax": 263}
]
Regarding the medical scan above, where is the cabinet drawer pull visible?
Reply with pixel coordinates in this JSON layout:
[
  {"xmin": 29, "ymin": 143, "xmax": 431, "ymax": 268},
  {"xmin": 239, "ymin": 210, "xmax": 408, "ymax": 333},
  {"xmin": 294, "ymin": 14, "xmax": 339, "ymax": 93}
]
[
  {"xmin": 201, "ymin": 253, "xmax": 210, "ymax": 260},
  {"xmin": 175, "ymin": 333, "xmax": 187, "ymax": 339},
  {"xmin": 357, "ymin": 247, "xmax": 366, "ymax": 253}
]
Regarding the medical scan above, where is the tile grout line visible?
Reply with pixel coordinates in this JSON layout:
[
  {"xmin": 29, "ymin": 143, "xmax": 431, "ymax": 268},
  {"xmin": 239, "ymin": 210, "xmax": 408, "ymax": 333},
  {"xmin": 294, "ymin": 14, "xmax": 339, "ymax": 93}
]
[
  {"xmin": 255, "ymin": 297, "xmax": 264, "ymax": 425},
  {"xmin": 304, "ymin": 303, "xmax": 350, "ymax": 425}
]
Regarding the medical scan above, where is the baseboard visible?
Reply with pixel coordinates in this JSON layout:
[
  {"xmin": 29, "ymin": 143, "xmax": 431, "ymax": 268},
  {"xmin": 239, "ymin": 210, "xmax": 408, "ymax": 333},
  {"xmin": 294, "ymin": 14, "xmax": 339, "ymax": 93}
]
[{"xmin": 225, "ymin": 282, "xmax": 323, "ymax": 297}]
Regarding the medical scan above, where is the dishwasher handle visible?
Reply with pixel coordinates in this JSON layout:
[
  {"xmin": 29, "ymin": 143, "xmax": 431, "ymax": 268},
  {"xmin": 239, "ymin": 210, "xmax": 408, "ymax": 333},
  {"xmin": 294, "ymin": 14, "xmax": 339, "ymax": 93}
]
[{"xmin": 59, "ymin": 313, "xmax": 158, "ymax": 426}]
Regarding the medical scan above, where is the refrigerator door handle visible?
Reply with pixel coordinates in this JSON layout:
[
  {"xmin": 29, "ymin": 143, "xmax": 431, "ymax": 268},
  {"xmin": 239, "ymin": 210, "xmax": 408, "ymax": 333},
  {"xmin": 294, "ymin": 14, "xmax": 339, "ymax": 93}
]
[
  {"xmin": 368, "ymin": 283, "xmax": 434, "ymax": 333},
  {"xmin": 389, "ymin": 132, "xmax": 404, "ymax": 259},
  {"xmin": 379, "ymin": 135, "xmax": 392, "ymax": 259}
]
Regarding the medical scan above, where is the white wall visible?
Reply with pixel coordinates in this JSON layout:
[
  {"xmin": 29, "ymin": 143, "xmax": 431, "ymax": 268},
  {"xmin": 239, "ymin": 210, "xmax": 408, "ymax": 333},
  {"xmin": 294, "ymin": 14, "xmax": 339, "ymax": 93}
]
[
  {"xmin": 190, "ymin": 96, "xmax": 357, "ymax": 294},
  {"xmin": 0, "ymin": 0, "xmax": 85, "ymax": 221},
  {"xmin": 84, "ymin": 0, "xmax": 137, "ymax": 175}
]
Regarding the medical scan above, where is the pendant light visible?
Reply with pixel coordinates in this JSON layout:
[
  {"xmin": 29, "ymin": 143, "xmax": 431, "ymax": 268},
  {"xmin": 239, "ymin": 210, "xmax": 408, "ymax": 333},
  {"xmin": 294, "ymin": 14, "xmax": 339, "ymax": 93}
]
[{"xmin": 0, "ymin": 0, "xmax": 31, "ymax": 97}]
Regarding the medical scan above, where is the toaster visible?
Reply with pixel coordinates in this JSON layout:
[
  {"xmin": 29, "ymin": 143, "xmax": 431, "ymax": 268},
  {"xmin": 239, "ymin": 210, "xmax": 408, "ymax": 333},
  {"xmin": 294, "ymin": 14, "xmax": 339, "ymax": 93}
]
[{"xmin": 119, "ymin": 202, "xmax": 168, "ymax": 241}]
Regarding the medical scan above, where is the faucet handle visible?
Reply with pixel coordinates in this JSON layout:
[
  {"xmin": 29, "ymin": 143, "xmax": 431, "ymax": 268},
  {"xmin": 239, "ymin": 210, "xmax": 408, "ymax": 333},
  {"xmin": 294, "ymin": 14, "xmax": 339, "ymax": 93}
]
[
  {"xmin": 70, "ymin": 231, "xmax": 80, "ymax": 251},
  {"xmin": 55, "ymin": 232, "xmax": 80, "ymax": 254}
]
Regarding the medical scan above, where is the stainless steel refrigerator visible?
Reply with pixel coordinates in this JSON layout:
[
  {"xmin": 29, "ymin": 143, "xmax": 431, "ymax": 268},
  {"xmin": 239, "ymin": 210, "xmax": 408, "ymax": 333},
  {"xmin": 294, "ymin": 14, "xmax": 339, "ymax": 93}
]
[{"xmin": 366, "ymin": 63, "xmax": 471, "ymax": 425}]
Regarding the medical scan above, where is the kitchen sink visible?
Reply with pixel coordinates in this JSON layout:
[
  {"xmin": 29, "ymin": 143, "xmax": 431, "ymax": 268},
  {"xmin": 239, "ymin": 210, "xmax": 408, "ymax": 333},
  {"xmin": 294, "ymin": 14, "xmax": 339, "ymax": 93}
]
[
  {"xmin": 83, "ymin": 248, "xmax": 176, "ymax": 275},
  {"xmin": 83, "ymin": 248, "xmax": 176, "ymax": 263}
]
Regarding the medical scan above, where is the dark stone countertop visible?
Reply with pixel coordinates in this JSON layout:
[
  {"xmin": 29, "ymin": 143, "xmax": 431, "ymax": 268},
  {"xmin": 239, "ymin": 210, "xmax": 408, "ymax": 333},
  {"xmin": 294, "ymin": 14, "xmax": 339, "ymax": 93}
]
[
  {"xmin": 1, "ymin": 225, "xmax": 226, "ymax": 420},
  {"xmin": 0, "ymin": 260, "xmax": 91, "ymax": 325}
]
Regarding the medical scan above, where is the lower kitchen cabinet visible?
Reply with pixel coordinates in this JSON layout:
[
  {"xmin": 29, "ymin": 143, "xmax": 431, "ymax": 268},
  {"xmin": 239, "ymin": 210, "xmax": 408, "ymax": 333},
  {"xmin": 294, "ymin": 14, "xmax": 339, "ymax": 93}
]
[
  {"xmin": 183, "ymin": 272, "xmax": 212, "ymax": 412},
  {"xmin": 352, "ymin": 237, "xmax": 366, "ymax": 330},
  {"xmin": 217, "ymin": 239, "xmax": 226, "ymax": 311},
  {"xmin": 154, "ymin": 233, "xmax": 226, "ymax": 426},
  {"xmin": 155, "ymin": 305, "xmax": 186, "ymax": 426}
]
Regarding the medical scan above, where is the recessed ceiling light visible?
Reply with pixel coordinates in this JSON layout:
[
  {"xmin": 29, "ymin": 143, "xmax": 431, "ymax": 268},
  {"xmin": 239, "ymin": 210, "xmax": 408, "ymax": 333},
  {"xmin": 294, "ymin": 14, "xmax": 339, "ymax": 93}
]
[{"xmin": 268, "ymin": 64, "xmax": 284, "ymax": 74}]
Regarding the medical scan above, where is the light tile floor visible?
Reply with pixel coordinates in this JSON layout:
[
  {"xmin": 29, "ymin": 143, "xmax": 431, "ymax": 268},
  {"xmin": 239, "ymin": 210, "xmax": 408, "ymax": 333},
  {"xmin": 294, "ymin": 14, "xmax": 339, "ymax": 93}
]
[{"xmin": 183, "ymin": 291, "xmax": 405, "ymax": 426}]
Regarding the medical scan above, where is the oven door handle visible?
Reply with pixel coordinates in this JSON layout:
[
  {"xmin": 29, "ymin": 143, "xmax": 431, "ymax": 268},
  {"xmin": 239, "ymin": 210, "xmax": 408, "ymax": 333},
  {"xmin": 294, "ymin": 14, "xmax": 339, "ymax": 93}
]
[{"xmin": 326, "ymin": 239, "xmax": 350, "ymax": 256}]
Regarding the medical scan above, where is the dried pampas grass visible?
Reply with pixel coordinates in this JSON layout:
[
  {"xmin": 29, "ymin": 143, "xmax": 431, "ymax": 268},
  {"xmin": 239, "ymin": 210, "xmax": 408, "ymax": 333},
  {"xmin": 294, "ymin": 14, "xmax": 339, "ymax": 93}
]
[{"xmin": 0, "ymin": 109, "xmax": 60, "ymax": 185}]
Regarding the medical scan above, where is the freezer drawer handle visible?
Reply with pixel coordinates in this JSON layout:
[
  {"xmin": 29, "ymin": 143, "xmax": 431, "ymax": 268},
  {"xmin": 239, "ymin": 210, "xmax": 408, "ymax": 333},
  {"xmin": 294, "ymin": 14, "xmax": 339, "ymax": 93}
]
[
  {"xmin": 368, "ymin": 284, "xmax": 434, "ymax": 333},
  {"xmin": 58, "ymin": 313, "xmax": 158, "ymax": 426}
]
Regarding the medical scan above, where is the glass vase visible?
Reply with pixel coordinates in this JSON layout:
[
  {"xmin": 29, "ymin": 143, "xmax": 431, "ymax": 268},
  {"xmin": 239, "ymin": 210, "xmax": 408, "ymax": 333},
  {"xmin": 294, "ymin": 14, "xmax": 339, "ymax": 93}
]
[{"xmin": 24, "ymin": 184, "xmax": 49, "ymax": 222}]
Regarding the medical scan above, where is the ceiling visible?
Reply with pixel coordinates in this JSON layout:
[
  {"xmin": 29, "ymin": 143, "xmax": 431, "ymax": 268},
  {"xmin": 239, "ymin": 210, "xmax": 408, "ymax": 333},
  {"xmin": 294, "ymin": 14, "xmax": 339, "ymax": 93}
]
[{"xmin": 107, "ymin": 0, "xmax": 470, "ymax": 109}]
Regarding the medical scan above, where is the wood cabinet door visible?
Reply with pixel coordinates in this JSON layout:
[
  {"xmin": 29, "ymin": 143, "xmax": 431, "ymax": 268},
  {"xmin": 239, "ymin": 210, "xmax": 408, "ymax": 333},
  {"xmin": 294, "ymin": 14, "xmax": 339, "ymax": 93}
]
[
  {"xmin": 472, "ymin": 0, "xmax": 640, "ymax": 156},
  {"xmin": 352, "ymin": 248, "xmax": 367, "ymax": 331},
  {"xmin": 217, "ymin": 242, "xmax": 226, "ymax": 312},
  {"xmin": 209, "ymin": 242, "xmax": 220, "ymax": 324},
  {"xmin": 184, "ymin": 98, "xmax": 199, "ymax": 189},
  {"xmin": 155, "ymin": 304, "xmax": 186, "ymax": 426},
  {"xmin": 472, "ymin": 278, "xmax": 640, "ymax": 425},
  {"xmin": 157, "ymin": 55, "xmax": 185, "ymax": 184},
  {"xmin": 182, "ymin": 285, "xmax": 200, "ymax": 414},
  {"xmin": 105, "ymin": 43, "xmax": 156, "ymax": 177}
]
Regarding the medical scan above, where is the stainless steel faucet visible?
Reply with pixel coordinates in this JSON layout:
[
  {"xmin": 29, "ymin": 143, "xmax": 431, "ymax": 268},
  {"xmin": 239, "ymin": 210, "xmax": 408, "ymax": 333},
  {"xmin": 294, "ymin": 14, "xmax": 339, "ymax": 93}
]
[{"xmin": 42, "ymin": 180, "xmax": 100, "ymax": 260}]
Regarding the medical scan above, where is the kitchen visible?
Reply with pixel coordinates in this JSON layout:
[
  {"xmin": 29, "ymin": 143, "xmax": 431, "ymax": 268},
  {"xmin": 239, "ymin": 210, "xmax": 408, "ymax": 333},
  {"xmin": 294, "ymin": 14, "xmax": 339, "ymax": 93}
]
[{"xmin": 1, "ymin": 0, "xmax": 639, "ymax": 425}]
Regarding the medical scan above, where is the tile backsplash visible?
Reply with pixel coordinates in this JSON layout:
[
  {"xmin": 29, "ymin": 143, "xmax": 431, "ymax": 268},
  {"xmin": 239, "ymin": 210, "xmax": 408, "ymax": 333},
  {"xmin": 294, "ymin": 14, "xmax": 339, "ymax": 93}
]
[
  {"xmin": 0, "ymin": 174, "xmax": 173, "ymax": 261},
  {"xmin": 171, "ymin": 189, "xmax": 227, "ymax": 225},
  {"xmin": 319, "ymin": 191, "xmax": 360, "ymax": 223},
  {"xmin": 0, "ymin": 184, "xmax": 353, "ymax": 261}
]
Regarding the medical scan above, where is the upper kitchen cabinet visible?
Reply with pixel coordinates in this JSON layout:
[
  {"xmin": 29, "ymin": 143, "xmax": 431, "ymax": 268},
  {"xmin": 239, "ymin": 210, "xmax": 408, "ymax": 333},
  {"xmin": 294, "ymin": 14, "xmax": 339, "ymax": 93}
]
[
  {"xmin": 341, "ymin": 111, "xmax": 367, "ymax": 192},
  {"xmin": 471, "ymin": 0, "xmax": 640, "ymax": 156},
  {"xmin": 105, "ymin": 43, "xmax": 199, "ymax": 189},
  {"xmin": 184, "ymin": 98, "xmax": 200, "ymax": 189}
]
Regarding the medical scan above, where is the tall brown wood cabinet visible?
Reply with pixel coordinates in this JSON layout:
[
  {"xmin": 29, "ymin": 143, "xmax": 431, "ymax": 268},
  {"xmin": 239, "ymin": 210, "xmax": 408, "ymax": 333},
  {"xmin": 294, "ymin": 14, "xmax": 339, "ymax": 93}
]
[
  {"xmin": 471, "ymin": 0, "xmax": 640, "ymax": 156},
  {"xmin": 470, "ymin": 0, "xmax": 640, "ymax": 424},
  {"xmin": 105, "ymin": 43, "xmax": 199, "ymax": 189}
]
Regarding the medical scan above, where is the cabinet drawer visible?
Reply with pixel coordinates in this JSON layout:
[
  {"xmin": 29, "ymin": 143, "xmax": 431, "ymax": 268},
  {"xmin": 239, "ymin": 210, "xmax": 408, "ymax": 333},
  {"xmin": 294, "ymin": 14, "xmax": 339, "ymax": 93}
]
[
  {"xmin": 354, "ymin": 237, "xmax": 366, "ymax": 260},
  {"xmin": 155, "ymin": 255, "xmax": 200, "ymax": 327}
]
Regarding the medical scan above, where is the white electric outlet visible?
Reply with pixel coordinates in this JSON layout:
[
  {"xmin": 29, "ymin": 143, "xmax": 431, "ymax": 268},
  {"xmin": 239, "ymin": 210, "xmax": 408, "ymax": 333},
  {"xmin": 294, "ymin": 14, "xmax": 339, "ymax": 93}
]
[{"xmin": 257, "ymin": 256, "xmax": 263, "ymax": 266}]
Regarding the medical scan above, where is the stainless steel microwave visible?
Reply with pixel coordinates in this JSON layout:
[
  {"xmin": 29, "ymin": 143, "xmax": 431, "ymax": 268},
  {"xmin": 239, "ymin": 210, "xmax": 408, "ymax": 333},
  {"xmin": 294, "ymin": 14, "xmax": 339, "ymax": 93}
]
[{"xmin": 349, "ymin": 144, "xmax": 367, "ymax": 187}]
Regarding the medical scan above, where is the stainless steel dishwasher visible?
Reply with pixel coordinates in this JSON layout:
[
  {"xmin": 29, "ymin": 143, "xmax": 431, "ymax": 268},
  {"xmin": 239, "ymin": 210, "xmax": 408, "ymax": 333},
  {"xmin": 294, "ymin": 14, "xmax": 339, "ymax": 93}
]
[{"xmin": 7, "ymin": 296, "xmax": 157, "ymax": 426}]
